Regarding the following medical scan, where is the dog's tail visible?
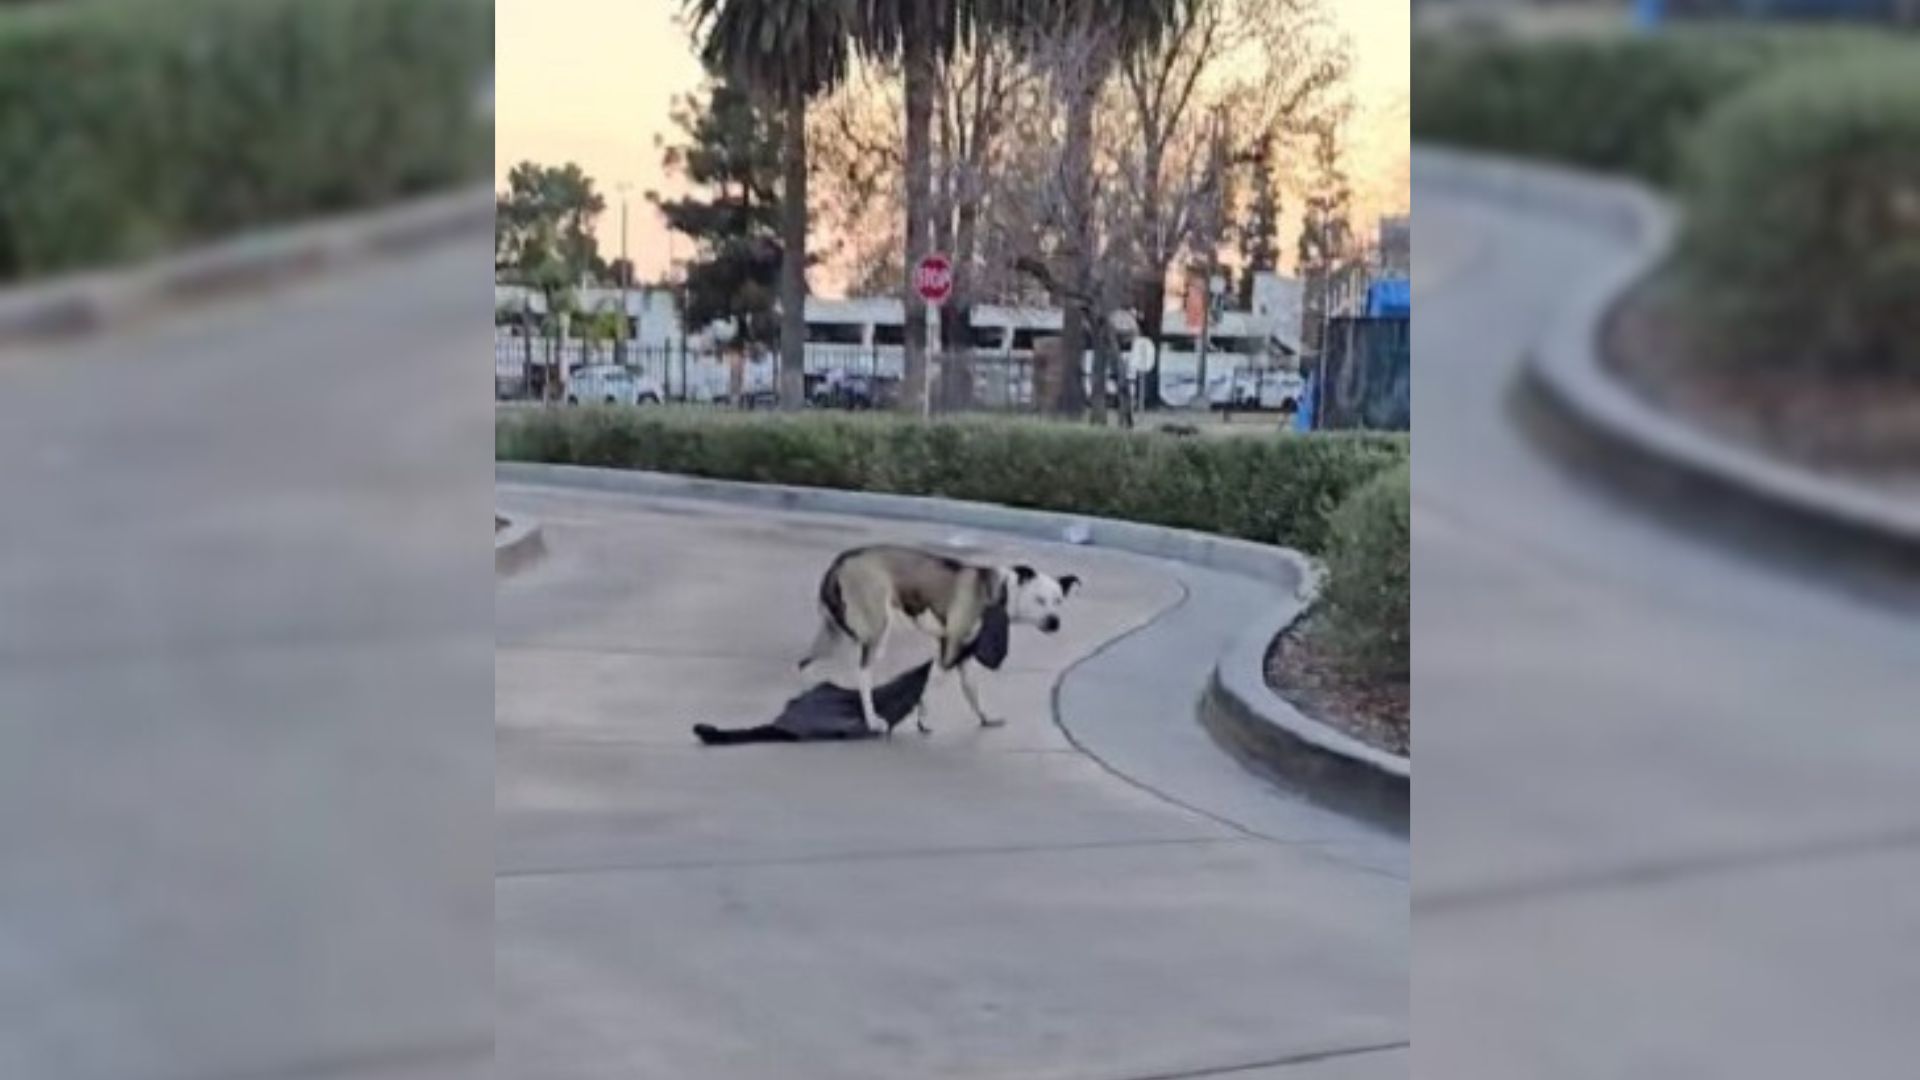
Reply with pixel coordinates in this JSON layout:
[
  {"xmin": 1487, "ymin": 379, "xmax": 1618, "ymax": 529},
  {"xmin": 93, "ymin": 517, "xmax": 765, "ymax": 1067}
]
[
  {"xmin": 819, "ymin": 560, "xmax": 853, "ymax": 638},
  {"xmin": 801, "ymin": 561, "xmax": 856, "ymax": 671}
]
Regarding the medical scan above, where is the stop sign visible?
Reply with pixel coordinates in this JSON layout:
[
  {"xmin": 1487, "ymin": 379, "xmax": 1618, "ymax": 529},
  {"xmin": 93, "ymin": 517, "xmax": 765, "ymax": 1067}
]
[{"xmin": 914, "ymin": 253, "xmax": 953, "ymax": 306}]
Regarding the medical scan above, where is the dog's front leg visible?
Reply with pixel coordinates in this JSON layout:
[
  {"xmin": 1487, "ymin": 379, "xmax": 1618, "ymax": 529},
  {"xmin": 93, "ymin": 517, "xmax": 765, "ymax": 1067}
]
[
  {"xmin": 854, "ymin": 630, "xmax": 892, "ymax": 736},
  {"xmin": 915, "ymin": 663, "xmax": 953, "ymax": 736},
  {"xmin": 959, "ymin": 661, "xmax": 1004, "ymax": 728},
  {"xmin": 857, "ymin": 662, "xmax": 887, "ymax": 737}
]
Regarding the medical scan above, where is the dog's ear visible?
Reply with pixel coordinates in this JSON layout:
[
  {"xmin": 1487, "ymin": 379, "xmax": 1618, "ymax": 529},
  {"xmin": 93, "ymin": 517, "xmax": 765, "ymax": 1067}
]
[
  {"xmin": 1059, "ymin": 574, "xmax": 1080, "ymax": 596},
  {"xmin": 1012, "ymin": 564, "xmax": 1037, "ymax": 585}
]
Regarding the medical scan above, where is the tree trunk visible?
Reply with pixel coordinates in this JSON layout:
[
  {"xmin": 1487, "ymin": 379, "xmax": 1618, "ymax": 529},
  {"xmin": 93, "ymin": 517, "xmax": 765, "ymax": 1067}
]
[
  {"xmin": 1135, "ymin": 271, "xmax": 1167, "ymax": 409},
  {"xmin": 1104, "ymin": 314, "xmax": 1134, "ymax": 429},
  {"xmin": 940, "ymin": 198, "xmax": 980, "ymax": 413},
  {"xmin": 901, "ymin": 30, "xmax": 936, "ymax": 416},
  {"xmin": 778, "ymin": 91, "xmax": 809, "ymax": 412},
  {"xmin": 1088, "ymin": 307, "xmax": 1110, "ymax": 427},
  {"xmin": 1055, "ymin": 59, "xmax": 1099, "ymax": 418}
]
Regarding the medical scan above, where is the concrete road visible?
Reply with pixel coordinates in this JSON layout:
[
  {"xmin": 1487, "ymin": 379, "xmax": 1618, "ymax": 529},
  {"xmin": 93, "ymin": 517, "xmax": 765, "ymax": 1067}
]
[
  {"xmin": 0, "ymin": 243, "xmax": 494, "ymax": 1079},
  {"xmin": 1416, "ymin": 177, "xmax": 1920, "ymax": 1077},
  {"xmin": 495, "ymin": 483, "xmax": 1407, "ymax": 1080}
]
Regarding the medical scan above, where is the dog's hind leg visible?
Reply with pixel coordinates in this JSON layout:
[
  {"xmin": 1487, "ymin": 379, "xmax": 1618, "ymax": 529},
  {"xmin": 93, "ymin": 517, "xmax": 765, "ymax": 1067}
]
[
  {"xmin": 857, "ymin": 656, "xmax": 883, "ymax": 736},
  {"xmin": 910, "ymin": 657, "xmax": 948, "ymax": 730},
  {"xmin": 856, "ymin": 624, "xmax": 889, "ymax": 736}
]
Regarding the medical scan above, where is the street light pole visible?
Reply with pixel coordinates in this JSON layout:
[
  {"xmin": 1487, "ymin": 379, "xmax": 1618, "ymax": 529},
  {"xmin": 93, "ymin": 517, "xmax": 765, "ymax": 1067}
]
[{"xmin": 617, "ymin": 181, "xmax": 632, "ymax": 366}]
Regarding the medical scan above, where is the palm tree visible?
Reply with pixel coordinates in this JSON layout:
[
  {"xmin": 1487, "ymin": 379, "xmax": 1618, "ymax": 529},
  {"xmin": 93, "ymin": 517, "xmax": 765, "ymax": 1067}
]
[
  {"xmin": 686, "ymin": 0, "xmax": 852, "ymax": 411},
  {"xmin": 847, "ymin": 1, "xmax": 977, "ymax": 415}
]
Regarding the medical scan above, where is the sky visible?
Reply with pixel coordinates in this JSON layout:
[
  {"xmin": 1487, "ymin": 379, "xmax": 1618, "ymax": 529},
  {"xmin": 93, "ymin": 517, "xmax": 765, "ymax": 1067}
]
[{"xmin": 496, "ymin": 0, "xmax": 1410, "ymax": 290}]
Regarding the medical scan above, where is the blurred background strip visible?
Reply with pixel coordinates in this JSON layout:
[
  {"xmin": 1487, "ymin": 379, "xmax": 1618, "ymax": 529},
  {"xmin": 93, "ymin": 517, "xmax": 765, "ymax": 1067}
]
[
  {"xmin": 1413, "ymin": 2, "xmax": 1920, "ymax": 1078},
  {"xmin": 0, "ymin": 1, "xmax": 495, "ymax": 1079}
]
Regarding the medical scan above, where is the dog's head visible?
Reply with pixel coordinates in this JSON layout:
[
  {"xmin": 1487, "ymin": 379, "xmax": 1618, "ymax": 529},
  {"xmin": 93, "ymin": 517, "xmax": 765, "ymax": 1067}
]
[{"xmin": 1004, "ymin": 564, "xmax": 1081, "ymax": 635}]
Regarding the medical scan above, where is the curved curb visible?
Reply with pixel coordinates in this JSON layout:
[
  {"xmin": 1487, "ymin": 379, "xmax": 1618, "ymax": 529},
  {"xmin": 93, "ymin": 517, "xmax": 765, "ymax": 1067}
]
[
  {"xmin": 1416, "ymin": 147, "xmax": 1920, "ymax": 575},
  {"xmin": 497, "ymin": 462, "xmax": 1410, "ymax": 825},
  {"xmin": 495, "ymin": 511, "xmax": 546, "ymax": 576},
  {"xmin": 0, "ymin": 185, "xmax": 493, "ymax": 348},
  {"xmin": 1201, "ymin": 598, "xmax": 1411, "ymax": 835}
]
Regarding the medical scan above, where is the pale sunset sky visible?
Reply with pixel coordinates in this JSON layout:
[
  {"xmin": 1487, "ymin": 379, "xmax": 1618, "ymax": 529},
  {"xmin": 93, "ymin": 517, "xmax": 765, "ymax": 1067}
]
[{"xmin": 496, "ymin": 0, "xmax": 1410, "ymax": 290}]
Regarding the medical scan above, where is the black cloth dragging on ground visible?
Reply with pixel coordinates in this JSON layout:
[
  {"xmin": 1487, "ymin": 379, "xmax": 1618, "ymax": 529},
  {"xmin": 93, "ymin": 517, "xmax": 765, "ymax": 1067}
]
[
  {"xmin": 692, "ymin": 662, "xmax": 933, "ymax": 745},
  {"xmin": 691, "ymin": 602, "xmax": 1010, "ymax": 746}
]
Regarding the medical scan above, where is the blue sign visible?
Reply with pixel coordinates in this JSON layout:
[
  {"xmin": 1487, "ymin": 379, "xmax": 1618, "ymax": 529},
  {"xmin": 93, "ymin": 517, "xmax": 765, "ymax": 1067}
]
[{"xmin": 1366, "ymin": 279, "xmax": 1410, "ymax": 319}]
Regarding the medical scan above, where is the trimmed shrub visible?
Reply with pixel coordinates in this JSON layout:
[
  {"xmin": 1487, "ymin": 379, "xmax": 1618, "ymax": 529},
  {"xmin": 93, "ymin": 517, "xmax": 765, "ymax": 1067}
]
[
  {"xmin": 1316, "ymin": 462, "xmax": 1409, "ymax": 684},
  {"xmin": 495, "ymin": 408, "xmax": 1409, "ymax": 555},
  {"xmin": 0, "ymin": 0, "xmax": 491, "ymax": 280},
  {"xmin": 1413, "ymin": 28, "xmax": 1898, "ymax": 184},
  {"xmin": 1680, "ymin": 57, "xmax": 1920, "ymax": 375}
]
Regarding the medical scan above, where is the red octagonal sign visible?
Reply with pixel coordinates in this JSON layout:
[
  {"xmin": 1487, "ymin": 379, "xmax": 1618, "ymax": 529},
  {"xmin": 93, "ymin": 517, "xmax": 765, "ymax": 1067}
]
[{"xmin": 915, "ymin": 253, "xmax": 953, "ymax": 306}]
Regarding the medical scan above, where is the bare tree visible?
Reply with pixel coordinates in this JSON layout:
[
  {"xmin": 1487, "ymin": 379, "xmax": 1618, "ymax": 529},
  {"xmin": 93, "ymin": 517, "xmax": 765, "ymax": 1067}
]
[
  {"xmin": 1112, "ymin": 0, "xmax": 1348, "ymax": 406},
  {"xmin": 813, "ymin": 41, "xmax": 1040, "ymax": 410},
  {"xmin": 983, "ymin": 30, "xmax": 1145, "ymax": 424},
  {"xmin": 810, "ymin": 0, "xmax": 1353, "ymax": 424},
  {"xmin": 932, "ymin": 36, "xmax": 1035, "ymax": 410}
]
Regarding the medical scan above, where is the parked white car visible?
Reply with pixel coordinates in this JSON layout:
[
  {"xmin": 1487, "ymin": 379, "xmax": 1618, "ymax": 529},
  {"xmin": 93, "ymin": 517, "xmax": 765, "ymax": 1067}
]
[
  {"xmin": 1162, "ymin": 367, "xmax": 1303, "ymax": 410},
  {"xmin": 566, "ymin": 364, "xmax": 665, "ymax": 406}
]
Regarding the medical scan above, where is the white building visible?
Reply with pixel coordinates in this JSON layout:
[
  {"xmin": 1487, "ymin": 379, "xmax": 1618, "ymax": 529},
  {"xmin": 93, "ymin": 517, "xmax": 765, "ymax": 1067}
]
[{"xmin": 494, "ymin": 270, "xmax": 1306, "ymax": 407}]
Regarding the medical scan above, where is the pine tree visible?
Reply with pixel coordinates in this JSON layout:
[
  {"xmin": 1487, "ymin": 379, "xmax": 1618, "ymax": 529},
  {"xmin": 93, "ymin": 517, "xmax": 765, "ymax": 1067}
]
[
  {"xmin": 653, "ymin": 72, "xmax": 788, "ymax": 349},
  {"xmin": 1236, "ymin": 132, "xmax": 1282, "ymax": 310},
  {"xmin": 1297, "ymin": 124, "xmax": 1353, "ymax": 357}
]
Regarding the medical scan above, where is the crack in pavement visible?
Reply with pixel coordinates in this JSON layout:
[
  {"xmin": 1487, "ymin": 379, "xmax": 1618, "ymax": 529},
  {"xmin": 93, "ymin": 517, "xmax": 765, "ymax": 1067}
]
[
  {"xmin": 497, "ymin": 834, "xmax": 1252, "ymax": 882},
  {"xmin": 1101, "ymin": 1039, "xmax": 1409, "ymax": 1080},
  {"xmin": 1421, "ymin": 819, "xmax": 1920, "ymax": 916}
]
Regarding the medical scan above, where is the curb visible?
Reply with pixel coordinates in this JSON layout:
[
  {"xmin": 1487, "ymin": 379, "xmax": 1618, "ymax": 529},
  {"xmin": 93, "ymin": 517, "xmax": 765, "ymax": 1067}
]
[
  {"xmin": 0, "ymin": 185, "xmax": 493, "ymax": 348},
  {"xmin": 1416, "ymin": 147, "xmax": 1920, "ymax": 576},
  {"xmin": 495, "ymin": 512, "xmax": 546, "ymax": 576},
  {"xmin": 1200, "ymin": 600, "xmax": 1411, "ymax": 835},
  {"xmin": 497, "ymin": 462, "xmax": 1409, "ymax": 825}
]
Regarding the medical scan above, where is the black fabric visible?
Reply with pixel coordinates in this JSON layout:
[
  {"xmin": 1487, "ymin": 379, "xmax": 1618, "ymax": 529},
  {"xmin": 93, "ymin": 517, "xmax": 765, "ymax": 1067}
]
[
  {"xmin": 692, "ymin": 662, "xmax": 934, "ymax": 744},
  {"xmin": 692, "ymin": 723, "xmax": 799, "ymax": 746},
  {"xmin": 958, "ymin": 602, "xmax": 1010, "ymax": 670}
]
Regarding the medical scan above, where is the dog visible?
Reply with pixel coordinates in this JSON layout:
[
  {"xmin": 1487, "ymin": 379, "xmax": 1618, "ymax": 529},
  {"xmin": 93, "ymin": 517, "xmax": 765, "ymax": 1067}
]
[{"xmin": 798, "ymin": 545, "xmax": 1080, "ymax": 735}]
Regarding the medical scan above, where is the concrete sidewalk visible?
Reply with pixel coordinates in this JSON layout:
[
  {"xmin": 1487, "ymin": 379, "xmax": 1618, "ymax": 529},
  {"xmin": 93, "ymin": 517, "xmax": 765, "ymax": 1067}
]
[
  {"xmin": 0, "ymin": 241, "xmax": 494, "ymax": 1080},
  {"xmin": 1415, "ymin": 168, "xmax": 1920, "ymax": 1080},
  {"xmin": 495, "ymin": 483, "xmax": 1407, "ymax": 1080}
]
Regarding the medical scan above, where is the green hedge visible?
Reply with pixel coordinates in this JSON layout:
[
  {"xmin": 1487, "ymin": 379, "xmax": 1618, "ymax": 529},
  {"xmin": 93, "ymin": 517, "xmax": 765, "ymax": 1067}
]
[
  {"xmin": 496, "ymin": 408, "xmax": 1409, "ymax": 556},
  {"xmin": 1412, "ymin": 28, "xmax": 1897, "ymax": 185},
  {"xmin": 1681, "ymin": 58, "xmax": 1920, "ymax": 376},
  {"xmin": 1316, "ymin": 462, "xmax": 1409, "ymax": 683},
  {"xmin": 0, "ymin": 0, "xmax": 491, "ymax": 281}
]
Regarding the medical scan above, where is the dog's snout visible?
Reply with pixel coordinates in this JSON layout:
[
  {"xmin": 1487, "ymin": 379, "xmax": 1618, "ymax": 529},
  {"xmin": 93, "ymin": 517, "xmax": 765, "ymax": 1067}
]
[{"xmin": 1041, "ymin": 616, "xmax": 1061, "ymax": 634}]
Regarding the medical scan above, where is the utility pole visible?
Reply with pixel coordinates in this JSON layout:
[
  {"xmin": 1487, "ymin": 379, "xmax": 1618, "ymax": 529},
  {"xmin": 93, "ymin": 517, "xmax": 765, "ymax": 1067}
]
[
  {"xmin": 669, "ymin": 233, "xmax": 688, "ymax": 402},
  {"xmin": 1193, "ymin": 108, "xmax": 1229, "ymax": 414},
  {"xmin": 617, "ymin": 181, "xmax": 632, "ymax": 367},
  {"xmin": 1195, "ymin": 265, "xmax": 1214, "ymax": 413}
]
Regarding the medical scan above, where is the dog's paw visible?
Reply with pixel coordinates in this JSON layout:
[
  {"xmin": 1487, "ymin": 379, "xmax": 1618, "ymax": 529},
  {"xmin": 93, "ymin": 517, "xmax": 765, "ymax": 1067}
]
[
  {"xmin": 916, "ymin": 717, "xmax": 933, "ymax": 735},
  {"xmin": 978, "ymin": 716, "xmax": 1007, "ymax": 729}
]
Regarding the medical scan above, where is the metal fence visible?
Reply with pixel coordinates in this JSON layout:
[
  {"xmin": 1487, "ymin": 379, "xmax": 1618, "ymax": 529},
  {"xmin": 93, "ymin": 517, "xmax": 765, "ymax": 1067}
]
[
  {"xmin": 495, "ymin": 335, "xmax": 769, "ymax": 405},
  {"xmin": 495, "ymin": 332, "xmax": 1294, "ymax": 418},
  {"xmin": 1313, "ymin": 316, "xmax": 1410, "ymax": 432}
]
